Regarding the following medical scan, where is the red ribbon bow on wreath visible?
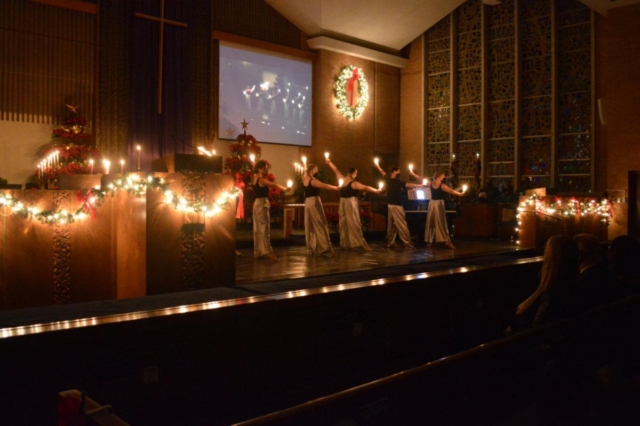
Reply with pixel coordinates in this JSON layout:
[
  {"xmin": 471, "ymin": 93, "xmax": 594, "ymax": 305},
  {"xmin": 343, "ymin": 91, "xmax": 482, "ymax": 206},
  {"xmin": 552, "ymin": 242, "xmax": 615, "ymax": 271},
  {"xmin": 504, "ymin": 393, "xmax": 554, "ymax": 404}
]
[{"xmin": 346, "ymin": 68, "xmax": 359, "ymax": 106}]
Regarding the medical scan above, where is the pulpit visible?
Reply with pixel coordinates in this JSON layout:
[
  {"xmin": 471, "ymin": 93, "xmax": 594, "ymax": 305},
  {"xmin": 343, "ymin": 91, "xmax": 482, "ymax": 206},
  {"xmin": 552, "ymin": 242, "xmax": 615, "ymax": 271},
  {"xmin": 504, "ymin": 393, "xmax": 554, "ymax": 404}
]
[{"xmin": 0, "ymin": 161, "xmax": 236, "ymax": 310}]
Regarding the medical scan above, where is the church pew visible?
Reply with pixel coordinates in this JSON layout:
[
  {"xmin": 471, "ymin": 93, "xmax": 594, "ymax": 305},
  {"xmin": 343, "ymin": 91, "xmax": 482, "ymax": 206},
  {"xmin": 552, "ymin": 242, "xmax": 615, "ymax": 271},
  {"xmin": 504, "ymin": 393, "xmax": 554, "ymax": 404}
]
[
  {"xmin": 0, "ymin": 257, "xmax": 543, "ymax": 425},
  {"xmin": 234, "ymin": 292, "xmax": 640, "ymax": 426}
]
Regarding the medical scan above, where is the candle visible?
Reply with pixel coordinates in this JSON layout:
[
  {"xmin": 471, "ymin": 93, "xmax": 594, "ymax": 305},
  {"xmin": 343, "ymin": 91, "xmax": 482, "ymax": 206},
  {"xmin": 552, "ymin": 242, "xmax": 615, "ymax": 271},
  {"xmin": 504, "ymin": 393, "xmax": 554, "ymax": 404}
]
[
  {"xmin": 136, "ymin": 145, "xmax": 141, "ymax": 171},
  {"xmin": 301, "ymin": 156, "xmax": 307, "ymax": 167},
  {"xmin": 103, "ymin": 159, "xmax": 110, "ymax": 175},
  {"xmin": 120, "ymin": 159, "xmax": 125, "ymax": 174},
  {"xmin": 212, "ymin": 149, "xmax": 216, "ymax": 155},
  {"xmin": 409, "ymin": 163, "xmax": 413, "ymax": 171},
  {"xmin": 423, "ymin": 179, "xmax": 428, "ymax": 185},
  {"xmin": 249, "ymin": 154, "xmax": 255, "ymax": 164},
  {"xmin": 374, "ymin": 157, "xmax": 379, "ymax": 165},
  {"xmin": 287, "ymin": 179, "xmax": 293, "ymax": 188},
  {"xmin": 339, "ymin": 178, "xmax": 344, "ymax": 187},
  {"xmin": 378, "ymin": 181, "xmax": 384, "ymax": 190},
  {"xmin": 476, "ymin": 153, "xmax": 480, "ymax": 159},
  {"xmin": 452, "ymin": 154, "xmax": 456, "ymax": 160},
  {"xmin": 89, "ymin": 159, "xmax": 94, "ymax": 174},
  {"xmin": 462, "ymin": 184, "xmax": 468, "ymax": 193},
  {"xmin": 324, "ymin": 152, "xmax": 329, "ymax": 159}
]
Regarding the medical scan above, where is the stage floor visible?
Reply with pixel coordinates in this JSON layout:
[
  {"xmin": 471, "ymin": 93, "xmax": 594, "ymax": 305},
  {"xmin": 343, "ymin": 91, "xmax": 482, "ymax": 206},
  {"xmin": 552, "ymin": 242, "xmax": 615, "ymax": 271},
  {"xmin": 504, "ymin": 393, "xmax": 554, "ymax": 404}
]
[
  {"xmin": 235, "ymin": 236, "xmax": 525, "ymax": 286},
  {"xmin": 0, "ymin": 234, "xmax": 531, "ymax": 330}
]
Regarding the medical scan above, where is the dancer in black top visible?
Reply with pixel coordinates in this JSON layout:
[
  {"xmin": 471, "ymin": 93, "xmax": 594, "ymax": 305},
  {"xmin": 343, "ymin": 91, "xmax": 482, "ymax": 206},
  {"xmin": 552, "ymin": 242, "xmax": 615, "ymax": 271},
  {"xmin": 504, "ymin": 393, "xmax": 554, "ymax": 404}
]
[
  {"xmin": 374, "ymin": 161, "xmax": 425, "ymax": 249},
  {"xmin": 252, "ymin": 160, "xmax": 288, "ymax": 260},
  {"xmin": 302, "ymin": 163, "xmax": 340, "ymax": 256},
  {"xmin": 409, "ymin": 169, "xmax": 463, "ymax": 249},
  {"xmin": 326, "ymin": 158, "xmax": 381, "ymax": 250}
]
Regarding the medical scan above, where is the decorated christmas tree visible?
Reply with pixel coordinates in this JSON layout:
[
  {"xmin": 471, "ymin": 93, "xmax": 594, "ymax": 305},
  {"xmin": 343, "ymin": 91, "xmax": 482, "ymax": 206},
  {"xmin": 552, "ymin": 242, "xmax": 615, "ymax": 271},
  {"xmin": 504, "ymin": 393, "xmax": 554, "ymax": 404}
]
[
  {"xmin": 34, "ymin": 104, "xmax": 101, "ymax": 187},
  {"xmin": 223, "ymin": 120, "xmax": 282, "ymax": 219}
]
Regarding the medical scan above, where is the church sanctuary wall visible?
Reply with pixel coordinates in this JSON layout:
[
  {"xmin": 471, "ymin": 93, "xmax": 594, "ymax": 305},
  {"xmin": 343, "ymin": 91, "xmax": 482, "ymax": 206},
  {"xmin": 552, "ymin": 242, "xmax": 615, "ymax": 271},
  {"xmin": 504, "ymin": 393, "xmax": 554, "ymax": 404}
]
[
  {"xmin": 595, "ymin": 4, "xmax": 640, "ymax": 237},
  {"xmin": 400, "ymin": 36, "xmax": 425, "ymax": 176}
]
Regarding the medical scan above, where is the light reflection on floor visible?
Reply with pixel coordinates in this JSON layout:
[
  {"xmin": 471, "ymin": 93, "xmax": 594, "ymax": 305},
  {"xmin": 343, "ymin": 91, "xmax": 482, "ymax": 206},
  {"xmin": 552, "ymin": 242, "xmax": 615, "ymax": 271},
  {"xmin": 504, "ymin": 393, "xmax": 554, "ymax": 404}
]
[{"xmin": 236, "ymin": 238, "xmax": 522, "ymax": 285}]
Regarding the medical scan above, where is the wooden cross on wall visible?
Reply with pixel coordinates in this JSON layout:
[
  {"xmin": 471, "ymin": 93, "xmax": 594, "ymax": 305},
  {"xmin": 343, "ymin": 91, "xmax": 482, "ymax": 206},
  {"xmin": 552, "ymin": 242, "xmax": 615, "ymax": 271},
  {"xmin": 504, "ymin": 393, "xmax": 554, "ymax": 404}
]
[{"xmin": 134, "ymin": 0, "xmax": 188, "ymax": 114}]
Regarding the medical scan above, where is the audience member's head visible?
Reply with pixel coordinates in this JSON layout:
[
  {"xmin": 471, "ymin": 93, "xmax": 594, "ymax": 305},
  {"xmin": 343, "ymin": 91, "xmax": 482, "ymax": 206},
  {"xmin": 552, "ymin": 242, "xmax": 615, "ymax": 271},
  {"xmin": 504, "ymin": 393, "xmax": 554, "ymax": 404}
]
[
  {"xmin": 502, "ymin": 183, "xmax": 514, "ymax": 194},
  {"xmin": 573, "ymin": 233, "xmax": 603, "ymax": 271},
  {"xmin": 540, "ymin": 235, "xmax": 580, "ymax": 293},
  {"xmin": 608, "ymin": 235, "xmax": 640, "ymax": 275}
]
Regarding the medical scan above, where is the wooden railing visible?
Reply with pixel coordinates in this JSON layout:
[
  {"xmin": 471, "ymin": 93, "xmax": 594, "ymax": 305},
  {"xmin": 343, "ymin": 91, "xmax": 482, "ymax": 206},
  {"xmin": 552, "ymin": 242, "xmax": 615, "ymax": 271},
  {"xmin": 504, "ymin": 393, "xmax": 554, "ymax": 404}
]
[{"xmin": 234, "ymin": 292, "xmax": 640, "ymax": 425}]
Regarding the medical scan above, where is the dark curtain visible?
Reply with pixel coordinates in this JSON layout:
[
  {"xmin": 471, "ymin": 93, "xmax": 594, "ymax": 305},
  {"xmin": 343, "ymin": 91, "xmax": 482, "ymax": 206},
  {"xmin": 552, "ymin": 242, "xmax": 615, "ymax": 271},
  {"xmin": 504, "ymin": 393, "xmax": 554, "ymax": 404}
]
[{"xmin": 129, "ymin": 0, "xmax": 191, "ymax": 171}]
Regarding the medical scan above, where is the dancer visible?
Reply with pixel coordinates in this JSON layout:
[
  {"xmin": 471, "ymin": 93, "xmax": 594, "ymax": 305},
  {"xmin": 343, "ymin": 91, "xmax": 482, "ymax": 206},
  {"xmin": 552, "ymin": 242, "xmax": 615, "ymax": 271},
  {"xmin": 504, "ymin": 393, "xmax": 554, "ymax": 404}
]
[
  {"xmin": 326, "ymin": 158, "xmax": 381, "ymax": 251},
  {"xmin": 374, "ymin": 161, "xmax": 425, "ymax": 249},
  {"xmin": 303, "ymin": 163, "xmax": 341, "ymax": 257},
  {"xmin": 252, "ymin": 160, "xmax": 288, "ymax": 261},
  {"xmin": 409, "ymin": 168, "xmax": 463, "ymax": 249}
]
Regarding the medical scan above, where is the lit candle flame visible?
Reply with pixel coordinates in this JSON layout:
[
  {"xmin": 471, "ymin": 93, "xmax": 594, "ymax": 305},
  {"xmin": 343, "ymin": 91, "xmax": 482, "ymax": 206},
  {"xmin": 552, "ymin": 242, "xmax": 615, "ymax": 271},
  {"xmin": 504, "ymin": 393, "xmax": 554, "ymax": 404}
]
[
  {"xmin": 103, "ymin": 159, "xmax": 111, "ymax": 175},
  {"xmin": 287, "ymin": 179, "xmax": 293, "ymax": 188},
  {"xmin": 249, "ymin": 154, "xmax": 255, "ymax": 163},
  {"xmin": 301, "ymin": 156, "xmax": 307, "ymax": 166},
  {"xmin": 339, "ymin": 178, "xmax": 344, "ymax": 187},
  {"xmin": 462, "ymin": 184, "xmax": 468, "ymax": 192},
  {"xmin": 374, "ymin": 157, "xmax": 379, "ymax": 165},
  {"xmin": 378, "ymin": 181, "xmax": 384, "ymax": 190},
  {"xmin": 423, "ymin": 179, "xmax": 428, "ymax": 185},
  {"xmin": 324, "ymin": 152, "xmax": 329, "ymax": 159},
  {"xmin": 409, "ymin": 163, "xmax": 413, "ymax": 171}
]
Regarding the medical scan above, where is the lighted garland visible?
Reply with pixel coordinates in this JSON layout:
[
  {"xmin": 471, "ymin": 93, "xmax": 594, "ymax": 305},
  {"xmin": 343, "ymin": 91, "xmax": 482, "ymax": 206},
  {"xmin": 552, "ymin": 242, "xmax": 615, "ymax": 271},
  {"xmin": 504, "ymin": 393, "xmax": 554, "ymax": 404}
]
[
  {"xmin": 514, "ymin": 193, "xmax": 613, "ymax": 244},
  {"xmin": 334, "ymin": 65, "xmax": 369, "ymax": 120},
  {"xmin": 0, "ymin": 173, "xmax": 239, "ymax": 225}
]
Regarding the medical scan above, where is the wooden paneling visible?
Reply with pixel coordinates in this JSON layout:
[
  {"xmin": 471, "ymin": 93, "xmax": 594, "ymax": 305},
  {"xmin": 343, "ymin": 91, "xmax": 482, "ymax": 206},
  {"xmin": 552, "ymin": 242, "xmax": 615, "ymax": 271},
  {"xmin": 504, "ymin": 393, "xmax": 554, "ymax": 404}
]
[{"xmin": 0, "ymin": 0, "xmax": 96, "ymax": 124}]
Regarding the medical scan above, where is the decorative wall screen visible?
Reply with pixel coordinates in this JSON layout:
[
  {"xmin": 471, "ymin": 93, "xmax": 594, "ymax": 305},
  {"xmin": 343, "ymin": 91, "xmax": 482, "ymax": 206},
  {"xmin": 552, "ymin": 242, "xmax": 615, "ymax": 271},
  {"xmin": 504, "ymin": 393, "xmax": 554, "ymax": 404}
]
[{"xmin": 425, "ymin": 0, "xmax": 593, "ymax": 192}]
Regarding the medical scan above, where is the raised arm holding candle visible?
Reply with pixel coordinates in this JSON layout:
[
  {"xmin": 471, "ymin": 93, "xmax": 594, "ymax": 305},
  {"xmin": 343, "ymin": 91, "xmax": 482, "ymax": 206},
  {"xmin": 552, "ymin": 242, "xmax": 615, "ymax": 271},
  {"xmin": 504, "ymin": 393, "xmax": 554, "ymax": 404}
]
[
  {"xmin": 325, "ymin": 157, "xmax": 380, "ymax": 251},
  {"xmin": 251, "ymin": 160, "xmax": 290, "ymax": 261},
  {"xmin": 302, "ymin": 162, "xmax": 340, "ymax": 257},
  {"xmin": 408, "ymin": 168, "xmax": 463, "ymax": 249},
  {"xmin": 374, "ymin": 160, "xmax": 426, "ymax": 249}
]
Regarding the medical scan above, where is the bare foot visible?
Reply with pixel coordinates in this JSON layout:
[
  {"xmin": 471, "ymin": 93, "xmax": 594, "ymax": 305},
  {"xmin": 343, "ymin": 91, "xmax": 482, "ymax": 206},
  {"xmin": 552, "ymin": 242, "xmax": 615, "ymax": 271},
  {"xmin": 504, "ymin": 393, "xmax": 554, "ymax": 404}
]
[
  {"xmin": 235, "ymin": 250, "xmax": 242, "ymax": 257},
  {"xmin": 323, "ymin": 250, "xmax": 336, "ymax": 258},
  {"xmin": 259, "ymin": 252, "xmax": 279, "ymax": 261},
  {"xmin": 306, "ymin": 249, "xmax": 314, "ymax": 256},
  {"xmin": 445, "ymin": 241, "xmax": 455, "ymax": 249},
  {"xmin": 363, "ymin": 244, "xmax": 372, "ymax": 251}
]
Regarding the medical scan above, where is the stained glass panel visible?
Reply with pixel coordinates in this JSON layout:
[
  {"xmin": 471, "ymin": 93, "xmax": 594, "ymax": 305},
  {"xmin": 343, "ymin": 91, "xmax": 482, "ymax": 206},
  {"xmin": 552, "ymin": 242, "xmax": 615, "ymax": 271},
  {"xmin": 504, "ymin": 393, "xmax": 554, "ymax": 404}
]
[
  {"xmin": 458, "ymin": 104, "xmax": 481, "ymax": 141},
  {"xmin": 458, "ymin": 31, "xmax": 481, "ymax": 68},
  {"xmin": 458, "ymin": 68, "xmax": 481, "ymax": 104},
  {"xmin": 488, "ymin": 101, "xmax": 515, "ymax": 139},
  {"xmin": 428, "ymin": 51, "xmax": 450, "ymax": 74},
  {"xmin": 558, "ymin": 23, "xmax": 590, "ymax": 52},
  {"xmin": 457, "ymin": 0, "xmax": 481, "ymax": 34},
  {"xmin": 522, "ymin": 57, "xmax": 551, "ymax": 96},
  {"xmin": 488, "ymin": 0, "xmax": 514, "ymax": 28},
  {"xmin": 489, "ymin": 25, "xmax": 515, "ymax": 40},
  {"xmin": 521, "ymin": 16, "xmax": 551, "ymax": 58},
  {"xmin": 489, "ymin": 63, "xmax": 515, "ymax": 101},
  {"xmin": 521, "ymin": 0, "xmax": 550, "ymax": 18},
  {"xmin": 521, "ymin": 137, "xmax": 551, "ymax": 176},
  {"xmin": 557, "ymin": 8, "xmax": 590, "ymax": 26},
  {"xmin": 489, "ymin": 38, "xmax": 515, "ymax": 64},
  {"xmin": 522, "ymin": 97, "xmax": 551, "ymax": 136},
  {"xmin": 558, "ymin": 134, "xmax": 591, "ymax": 160},
  {"xmin": 557, "ymin": 0, "xmax": 589, "ymax": 14},
  {"xmin": 429, "ymin": 16, "xmax": 450, "ymax": 40},
  {"xmin": 428, "ymin": 108, "xmax": 450, "ymax": 142},
  {"xmin": 428, "ymin": 73, "xmax": 450, "ymax": 107},
  {"xmin": 558, "ymin": 50, "xmax": 591, "ymax": 93},
  {"xmin": 427, "ymin": 142, "xmax": 451, "ymax": 165},
  {"xmin": 488, "ymin": 162, "xmax": 515, "ymax": 176},
  {"xmin": 428, "ymin": 37, "xmax": 450, "ymax": 52},
  {"xmin": 557, "ymin": 176, "xmax": 591, "ymax": 192},
  {"xmin": 458, "ymin": 141, "xmax": 481, "ymax": 176},
  {"xmin": 559, "ymin": 92, "xmax": 591, "ymax": 134},
  {"xmin": 487, "ymin": 138, "xmax": 515, "ymax": 162},
  {"xmin": 559, "ymin": 159, "xmax": 591, "ymax": 174}
]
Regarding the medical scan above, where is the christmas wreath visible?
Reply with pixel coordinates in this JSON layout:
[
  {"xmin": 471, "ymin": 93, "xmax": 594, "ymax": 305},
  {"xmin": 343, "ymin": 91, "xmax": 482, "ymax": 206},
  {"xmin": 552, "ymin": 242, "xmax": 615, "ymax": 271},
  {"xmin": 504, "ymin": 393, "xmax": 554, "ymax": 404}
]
[{"xmin": 334, "ymin": 65, "xmax": 369, "ymax": 120}]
